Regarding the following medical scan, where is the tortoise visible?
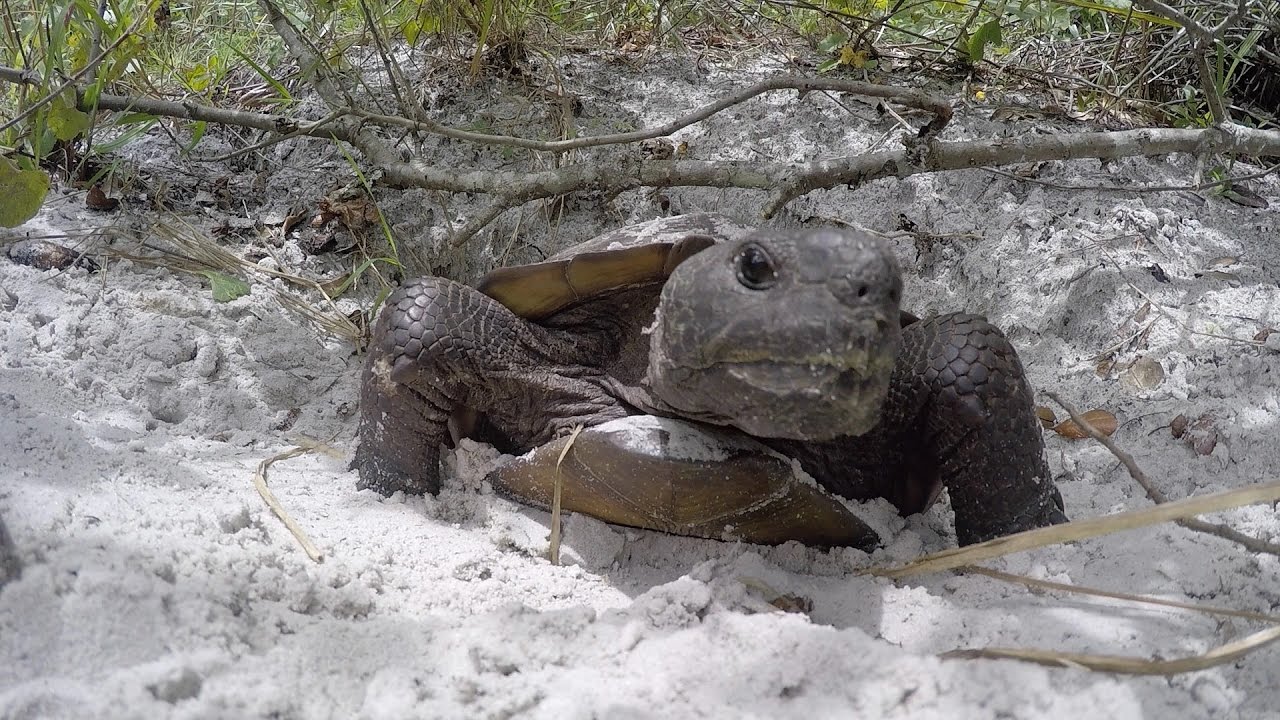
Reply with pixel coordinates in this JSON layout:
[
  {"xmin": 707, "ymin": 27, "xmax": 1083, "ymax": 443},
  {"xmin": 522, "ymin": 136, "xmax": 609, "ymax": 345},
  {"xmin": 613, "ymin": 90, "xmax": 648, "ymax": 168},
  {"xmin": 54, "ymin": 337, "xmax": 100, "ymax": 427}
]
[
  {"xmin": 0, "ymin": 515, "xmax": 18, "ymax": 587},
  {"xmin": 352, "ymin": 213, "xmax": 1066, "ymax": 548}
]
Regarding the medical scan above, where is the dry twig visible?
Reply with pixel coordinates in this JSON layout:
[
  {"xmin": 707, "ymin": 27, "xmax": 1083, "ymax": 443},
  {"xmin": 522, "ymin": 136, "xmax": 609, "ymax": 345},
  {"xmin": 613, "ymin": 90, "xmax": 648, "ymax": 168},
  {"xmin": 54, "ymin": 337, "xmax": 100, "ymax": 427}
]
[
  {"xmin": 869, "ymin": 479, "xmax": 1280, "ymax": 578},
  {"xmin": 1047, "ymin": 392, "xmax": 1280, "ymax": 556},
  {"xmin": 944, "ymin": 624, "xmax": 1280, "ymax": 674},
  {"xmin": 254, "ymin": 445, "xmax": 325, "ymax": 563},
  {"xmin": 548, "ymin": 424, "xmax": 584, "ymax": 566}
]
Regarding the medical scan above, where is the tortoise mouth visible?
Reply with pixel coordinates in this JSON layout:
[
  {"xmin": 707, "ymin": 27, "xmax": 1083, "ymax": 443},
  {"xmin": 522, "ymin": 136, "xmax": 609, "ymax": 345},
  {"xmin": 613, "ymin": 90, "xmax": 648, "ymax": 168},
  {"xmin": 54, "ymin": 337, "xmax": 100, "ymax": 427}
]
[
  {"xmin": 723, "ymin": 359, "xmax": 872, "ymax": 396},
  {"xmin": 708, "ymin": 356, "xmax": 894, "ymax": 441}
]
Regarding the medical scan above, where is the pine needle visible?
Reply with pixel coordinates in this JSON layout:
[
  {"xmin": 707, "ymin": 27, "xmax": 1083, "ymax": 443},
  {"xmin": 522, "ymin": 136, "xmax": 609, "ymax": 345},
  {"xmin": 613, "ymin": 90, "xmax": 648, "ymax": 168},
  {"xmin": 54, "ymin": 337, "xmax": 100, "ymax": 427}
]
[
  {"xmin": 869, "ymin": 479, "xmax": 1280, "ymax": 579},
  {"xmin": 962, "ymin": 565, "xmax": 1280, "ymax": 624},
  {"xmin": 943, "ymin": 625, "xmax": 1280, "ymax": 675}
]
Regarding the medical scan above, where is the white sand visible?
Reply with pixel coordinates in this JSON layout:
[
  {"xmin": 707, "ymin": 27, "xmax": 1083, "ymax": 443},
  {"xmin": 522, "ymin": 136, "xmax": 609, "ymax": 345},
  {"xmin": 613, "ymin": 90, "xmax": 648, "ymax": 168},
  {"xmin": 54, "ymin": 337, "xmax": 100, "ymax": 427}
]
[{"xmin": 2, "ymin": 57, "xmax": 1278, "ymax": 719}]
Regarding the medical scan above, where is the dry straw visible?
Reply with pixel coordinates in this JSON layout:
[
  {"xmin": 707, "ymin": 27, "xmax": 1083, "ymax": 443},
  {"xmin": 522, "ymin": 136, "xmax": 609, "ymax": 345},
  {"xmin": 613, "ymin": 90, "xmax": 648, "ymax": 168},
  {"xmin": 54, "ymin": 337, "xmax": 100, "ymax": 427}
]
[
  {"xmin": 548, "ymin": 424, "xmax": 584, "ymax": 566},
  {"xmin": 868, "ymin": 479, "xmax": 1280, "ymax": 580},
  {"xmin": 253, "ymin": 444, "xmax": 325, "ymax": 563}
]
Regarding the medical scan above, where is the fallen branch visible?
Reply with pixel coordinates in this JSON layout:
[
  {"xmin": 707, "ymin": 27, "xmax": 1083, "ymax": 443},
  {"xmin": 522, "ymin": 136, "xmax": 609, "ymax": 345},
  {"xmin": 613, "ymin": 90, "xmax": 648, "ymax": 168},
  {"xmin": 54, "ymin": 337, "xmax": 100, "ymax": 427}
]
[
  {"xmin": 4, "ymin": 0, "xmax": 1278, "ymax": 248},
  {"xmin": 347, "ymin": 74, "xmax": 954, "ymax": 152}
]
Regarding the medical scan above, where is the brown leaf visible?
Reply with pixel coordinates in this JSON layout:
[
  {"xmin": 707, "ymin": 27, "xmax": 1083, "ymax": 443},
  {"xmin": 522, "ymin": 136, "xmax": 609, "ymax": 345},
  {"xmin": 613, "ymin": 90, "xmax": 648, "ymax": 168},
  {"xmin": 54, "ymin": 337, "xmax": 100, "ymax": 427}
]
[
  {"xmin": 1221, "ymin": 186, "xmax": 1269, "ymax": 209},
  {"xmin": 1170, "ymin": 414, "xmax": 1188, "ymax": 439},
  {"xmin": 1053, "ymin": 409, "xmax": 1118, "ymax": 440},
  {"xmin": 1122, "ymin": 356, "xmax": 1165, "ymax": 390},
  {"xmin": 7, "ymin": 239, "xmax": 99, "ymax": 272},
  {"xmin": 1035, "ymin": 406, "xmax": 1057, "ymax": 429},
  {"xmin": 769, "ymin": 593, "xmax": 814, "ymax": 614},
  {"xmin": 1095, "ymin": 357, "xmax": 1115, "ymax": 377},
  {"xmin": 1195, "ymin": 270, "xmax": 1241, "ymax": 287},
  {"xmin": 1254, "ymin": 328, "xmax": 1274, "ymax": 342},
  {"xmin": 1186, "ymin": 413, "xmax": 1219, "ymax": 456},
  {"xmin": 85, "ymin": 185, "xmax": 119, "ymax": 211}
]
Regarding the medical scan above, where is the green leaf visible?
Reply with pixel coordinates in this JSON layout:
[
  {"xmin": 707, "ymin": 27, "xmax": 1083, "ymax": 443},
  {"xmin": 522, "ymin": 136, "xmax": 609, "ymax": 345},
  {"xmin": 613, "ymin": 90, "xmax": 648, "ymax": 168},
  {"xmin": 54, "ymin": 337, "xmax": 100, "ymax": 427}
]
[
  {"xmin": 1047, "ymin": 0, "xmax": 1179, "ymax": 27},
  {"xmin": 816, "ymin": 32, "xmax": 848, "ymax": 54},
  {"xmin": 183, "ymin": 121, "xmax": 207, "ymax": 154},
  {"xmin": 49, "ymin": 93, "xmax": 91, "ymax": 141},
  {"xmin": 817, "ymin": 57, "xmax": 840, "ymax": 73},
  {"xmin": 200, "ymin": 271, "xmax": 250, "ymax": 302},
  {"xmin": 0, "ymin": 158, "xmax": 49, "ymax": 227},
  {"xmin": 968, "ymin": 19, "xmax": 1002, "ymax": 63},
  {"xmin": 226, "ymin": 46, "xmax": 292, "ymax": 102},
  {"xmin": 402, "ymin": 19, "xmax": 422, "ymax": 45}
]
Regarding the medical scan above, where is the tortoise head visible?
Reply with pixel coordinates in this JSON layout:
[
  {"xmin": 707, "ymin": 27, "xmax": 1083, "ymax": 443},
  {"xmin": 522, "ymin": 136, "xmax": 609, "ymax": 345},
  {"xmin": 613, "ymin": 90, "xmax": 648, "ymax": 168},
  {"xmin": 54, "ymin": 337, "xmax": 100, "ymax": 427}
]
[{"xmin": 647, "ymin": 227, "xmax": 902, "ymax": 441}]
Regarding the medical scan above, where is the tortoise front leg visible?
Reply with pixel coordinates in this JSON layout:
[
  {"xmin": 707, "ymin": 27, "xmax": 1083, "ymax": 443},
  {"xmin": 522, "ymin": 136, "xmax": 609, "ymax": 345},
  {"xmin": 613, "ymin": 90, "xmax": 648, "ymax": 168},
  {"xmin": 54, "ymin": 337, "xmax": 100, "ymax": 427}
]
[
  {"xmin": 0, "ymin": 514, "xmax": 19, "ymax": 586},
  {"xmin": 887, "ymin": 313, "xmax": 1066, "ymax": 545},
  {"xmin": 353, "ymin": 278, "xmax": 471, "ymax": 496},
  {"xmin": 353, "ymin": 276, "xmax": 627, "ymax": 497}
]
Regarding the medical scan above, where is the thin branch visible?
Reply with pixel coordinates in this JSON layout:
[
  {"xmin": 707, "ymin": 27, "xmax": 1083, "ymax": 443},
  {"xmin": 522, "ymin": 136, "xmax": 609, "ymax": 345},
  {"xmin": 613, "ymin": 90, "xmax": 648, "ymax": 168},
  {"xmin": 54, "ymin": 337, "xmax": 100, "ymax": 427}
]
[
  {"xmin": 347, "ymin": 74, "xmax": 955, "ymax": 152},
  {"xmin": 450, "ymin": 201, "xmax": 515, "ymax": 247},
  {"xmin": 0, "ymin": 66, "xmax": 38, "ymax": 85},
  {"xmin": 944, "ymin": 625, "xmax": 1280, "ymax": 675},
  {"xmin": 0, "ymin": 12, "xmax": 145, "ymax": 134},
  {"xmin": 983, "ymin": 160, "xmax": 1280, "ymax": 194},
  {"xmin": 200, "ymin": 109, "xmax": 347, "ymax": 163},
  {"xmin": 1047, "ymin": 391, "xmax": 1280, "ymax": 557},
  {"xmin": 963, "ymin": 565, "xmax": 1280, "ymax": 624}
]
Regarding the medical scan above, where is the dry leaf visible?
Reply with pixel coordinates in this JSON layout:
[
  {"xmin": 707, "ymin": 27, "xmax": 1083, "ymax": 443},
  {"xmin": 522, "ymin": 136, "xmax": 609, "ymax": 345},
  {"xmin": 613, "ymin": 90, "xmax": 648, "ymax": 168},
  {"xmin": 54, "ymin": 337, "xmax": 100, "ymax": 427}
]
[
  {"xmin": 1133, "ymin": 301, "xmax": 1151, "ymax": 323},
  {"xmin": 1095, "ymin": 357, "xmax": 1115, "ymax": 377},
  {"xmin": 1171, "ymin": 414, "xmax": 1188, "ymax": 439},
  {"xmin": 1209, "ymin": 256, "xmax": 1238, "ymax": 267},
  {"xmin": 1185, "ymin": 413, "xmax": 1220, "ymax": 456},
  {"xmin": 7, "ymin": 239, "xmax": 99, "ymax": 272},
  {"xmin": 1122, "ymin": 356, "xmax": 1165, "ymax": 390},
  {"xmin": 1035, "ymin": 406, "xmax": 1057, "ymax": 429},
  {"xmin": 1254, "ymin": 328, "xmax": 1274, "ymax": 342},
  {"xmin": 1196, "ymin": 270, "xmax": 1241, "ymax": 287},
  {"xmin": 769, "ymin": 593, "xmax": 814, "ymax": 614},
  {"xmin": 1053, "ymin": 409, "xmax": 1118, "ymax": 439},
  {"xmin": 86, "ymin": 185, "xmax": 120, "ymax": 211}
]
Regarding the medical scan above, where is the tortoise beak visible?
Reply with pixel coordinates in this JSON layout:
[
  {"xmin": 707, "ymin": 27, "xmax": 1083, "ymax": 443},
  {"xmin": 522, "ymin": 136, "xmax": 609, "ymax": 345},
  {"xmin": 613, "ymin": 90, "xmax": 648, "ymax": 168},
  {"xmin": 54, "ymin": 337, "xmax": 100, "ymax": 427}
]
[{"xmin": 705, "ymin": 306, "xmax": 900, "ymax": 441}]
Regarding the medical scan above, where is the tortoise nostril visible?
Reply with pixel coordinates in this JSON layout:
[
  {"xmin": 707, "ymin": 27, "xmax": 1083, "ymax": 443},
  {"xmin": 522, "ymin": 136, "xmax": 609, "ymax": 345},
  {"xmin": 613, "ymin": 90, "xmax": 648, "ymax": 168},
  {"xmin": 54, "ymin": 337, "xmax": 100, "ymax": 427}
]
[{"xmin": 856, "ymin": 284, "xmax": 869, "ymax": 298}]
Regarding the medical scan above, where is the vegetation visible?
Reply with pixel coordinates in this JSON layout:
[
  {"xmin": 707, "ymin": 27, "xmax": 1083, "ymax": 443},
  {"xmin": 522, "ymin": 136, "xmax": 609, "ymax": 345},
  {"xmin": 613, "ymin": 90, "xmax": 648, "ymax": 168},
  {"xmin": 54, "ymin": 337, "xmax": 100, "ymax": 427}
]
[{"xmin": 0, "ymin": 0, "xmax": 1276, "ymax": 300}]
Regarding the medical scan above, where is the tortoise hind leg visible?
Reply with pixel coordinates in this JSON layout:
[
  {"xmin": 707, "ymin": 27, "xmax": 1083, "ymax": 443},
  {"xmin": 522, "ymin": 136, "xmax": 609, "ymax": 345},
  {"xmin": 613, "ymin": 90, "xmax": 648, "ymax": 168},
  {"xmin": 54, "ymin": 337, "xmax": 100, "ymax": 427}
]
[{"xmin": 890, "ymin": 313, "xmax": 1066, "ymax": 545}]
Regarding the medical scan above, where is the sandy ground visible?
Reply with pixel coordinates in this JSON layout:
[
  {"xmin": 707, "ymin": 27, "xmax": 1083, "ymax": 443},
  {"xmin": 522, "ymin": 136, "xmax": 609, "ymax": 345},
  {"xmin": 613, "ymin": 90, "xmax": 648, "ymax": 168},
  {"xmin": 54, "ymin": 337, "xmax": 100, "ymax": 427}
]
[{"xmin": 1, "ymin": 53, "xmax": 1278, "ymax": 719}]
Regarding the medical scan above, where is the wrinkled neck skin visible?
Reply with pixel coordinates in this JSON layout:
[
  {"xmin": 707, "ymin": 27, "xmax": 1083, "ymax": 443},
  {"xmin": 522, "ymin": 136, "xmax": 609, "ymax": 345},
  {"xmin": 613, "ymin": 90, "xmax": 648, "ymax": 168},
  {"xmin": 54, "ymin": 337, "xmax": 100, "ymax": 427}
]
[{"xmin": 644, "ymin": 227, "xmax": 903, "ymax": 442}]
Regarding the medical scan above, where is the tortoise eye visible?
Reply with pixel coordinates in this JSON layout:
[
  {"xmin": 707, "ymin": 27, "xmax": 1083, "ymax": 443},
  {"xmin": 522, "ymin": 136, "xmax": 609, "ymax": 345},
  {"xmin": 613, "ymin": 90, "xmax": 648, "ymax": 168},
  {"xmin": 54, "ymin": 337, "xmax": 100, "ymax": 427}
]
[{"xmin": 734, "ymin": 244, "xmax": 777, "ymax": 290}]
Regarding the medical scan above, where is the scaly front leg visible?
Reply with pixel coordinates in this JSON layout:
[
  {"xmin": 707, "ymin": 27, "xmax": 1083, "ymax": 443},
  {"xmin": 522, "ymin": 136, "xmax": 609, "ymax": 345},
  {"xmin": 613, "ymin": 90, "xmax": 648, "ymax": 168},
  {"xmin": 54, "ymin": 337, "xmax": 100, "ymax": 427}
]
[
  {"xmin": 887, "ymin": 313, "xmax": 1067, "ymax": 545},
  {"xmin": 352, "ymin": 277, "xmax": 626, "ymax": 496}
]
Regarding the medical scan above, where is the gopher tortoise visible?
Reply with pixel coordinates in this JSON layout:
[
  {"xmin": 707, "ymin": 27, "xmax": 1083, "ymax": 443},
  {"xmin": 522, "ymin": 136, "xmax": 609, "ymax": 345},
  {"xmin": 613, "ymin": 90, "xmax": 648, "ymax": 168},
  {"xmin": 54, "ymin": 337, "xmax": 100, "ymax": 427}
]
[{"xmin": 353, "ymin": 213, "xmax": 1066, "ymax": 548}]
